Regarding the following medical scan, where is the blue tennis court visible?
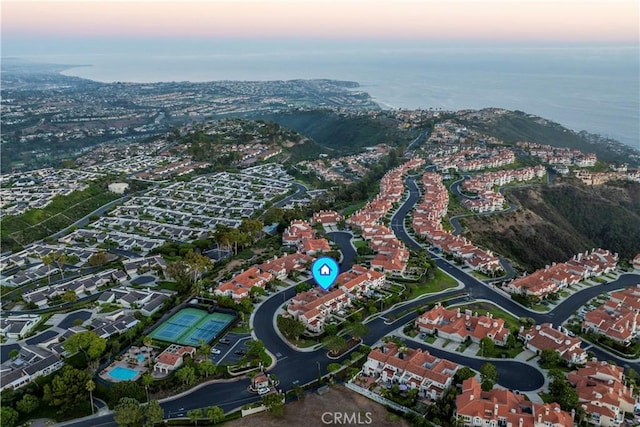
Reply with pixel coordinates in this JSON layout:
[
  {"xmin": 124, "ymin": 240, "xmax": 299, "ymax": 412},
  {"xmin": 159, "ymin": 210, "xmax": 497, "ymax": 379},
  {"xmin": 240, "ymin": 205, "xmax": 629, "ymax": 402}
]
[{"xmin": 150, "ymin": 308, "xmax": 235, "ymax": 346}]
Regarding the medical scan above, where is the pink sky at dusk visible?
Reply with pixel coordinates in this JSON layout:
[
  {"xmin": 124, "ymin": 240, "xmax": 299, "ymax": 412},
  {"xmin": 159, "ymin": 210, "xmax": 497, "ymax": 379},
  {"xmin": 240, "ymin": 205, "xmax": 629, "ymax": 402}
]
[{"xmin": 2, "ymin": 1, "xmax": 638, "ymax": 43}]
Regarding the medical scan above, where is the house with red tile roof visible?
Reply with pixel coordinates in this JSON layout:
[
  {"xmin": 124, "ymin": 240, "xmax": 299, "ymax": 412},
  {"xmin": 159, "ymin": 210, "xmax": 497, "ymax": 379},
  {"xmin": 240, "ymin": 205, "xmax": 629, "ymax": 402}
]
[
  {"xmin": 582, "ymin": 286, "xmax": 640, "ymax": 344},
  {"xmin": 455, "ymin": 377, "xmax": 573, "ymax": 427},
  {"xmin": 415, "ymin": 304, "xmax": 510, "ymax": 345},
  {"xmin": 336, "ymin": 264, "xmax": 386, "ymax": 297},
  {"xmin": 298, "ymin": 238, "xmax": 331, "ymax": 256},
  {"xmin": 567, "ymin": 360, "xmax": 637, "ymax": 427},
  {"xmin": 362, "ymin": 341, "xmax": 459, "ymax": 400},
  {"xmin": 519, "ymin": 323, "xmax": 587, "ymax": 365},
  {"xmin": 282, "ymin": 220, "xmax": 315, "ymax": 246},
  {"xmin": 287, "ymin": 288, "xmax": 351, "ymax": 333},
  {"xmin": 311, "ymin": 210, "xmax": 343, "ymax": 226},
  {"xmin": 213, "ymin": 267, "xmax": 273, "ymax": 300},
  {"xmin": 633, "ymin": 254, "xmax": 640, "ymax": 270},
  {"xmin": 258, "ymin": 253, "xmax": 312, "ymax": 280},
  {"xmin": 154, "ymin": 344, "xmax": 196, "ymax": 374},
  {"xmin": 610, "ymin": 285, "xmax": 640, "ymax": 312}
]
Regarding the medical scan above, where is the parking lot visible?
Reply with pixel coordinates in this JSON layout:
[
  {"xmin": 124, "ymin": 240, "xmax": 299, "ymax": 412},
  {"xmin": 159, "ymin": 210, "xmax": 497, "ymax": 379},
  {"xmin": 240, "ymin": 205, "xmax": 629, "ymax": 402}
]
[{"xmin": 209, "ymin": 332, "xmax": 252, "ymax": 365}]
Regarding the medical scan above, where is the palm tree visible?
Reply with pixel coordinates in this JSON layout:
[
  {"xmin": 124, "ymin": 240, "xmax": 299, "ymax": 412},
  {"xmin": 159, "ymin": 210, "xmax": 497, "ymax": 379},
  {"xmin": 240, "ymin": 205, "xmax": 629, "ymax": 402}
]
[
  {"xmin": 41, "ymin": 254, "xmax": 53, "ymax": 285},
  {"xmin": 86, "ymin": 379, "xmax": 95, "ymax": 414},
  {"xmin": 346, "ymin": 321, "xmax": 368, "ymax": 341},
  {"xmin": 141, "ymin": 373, "xmax": 153, "ymax": 403},
  {"xmin": 206, "ymin": 406, "xmax": 224, "ymax": 424},
  {"xmin": 196, "ymin": 339, "xmax": 211, "ymax": 360},
  {"xmin": 324, "ymin": 335, "xmax": 346, "ymax": 356},
  {"xmin": 188, "ymin": 408, "xmax": 203, "ymax": 426}
]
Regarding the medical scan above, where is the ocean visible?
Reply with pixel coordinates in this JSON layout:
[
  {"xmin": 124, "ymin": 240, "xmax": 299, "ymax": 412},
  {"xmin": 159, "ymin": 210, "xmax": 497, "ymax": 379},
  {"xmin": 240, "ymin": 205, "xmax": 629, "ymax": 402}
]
[{"xmin": 18, "ymin": 44, "xmax": 640, "ymax": 149}]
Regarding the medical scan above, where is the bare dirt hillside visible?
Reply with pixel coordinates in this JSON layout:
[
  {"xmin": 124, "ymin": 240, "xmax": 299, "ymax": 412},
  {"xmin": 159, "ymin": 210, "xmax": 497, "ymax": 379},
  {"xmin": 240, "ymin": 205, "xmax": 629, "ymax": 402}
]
[{"xmin": 224, "ymin": 384, "xmax": 410, "ymax": 427}]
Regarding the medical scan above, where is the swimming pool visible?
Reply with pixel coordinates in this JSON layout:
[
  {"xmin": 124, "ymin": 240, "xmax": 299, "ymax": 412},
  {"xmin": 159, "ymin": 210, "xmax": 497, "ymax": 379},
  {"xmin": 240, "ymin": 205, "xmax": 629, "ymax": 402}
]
[
  {"xmin": 137, "ymin": 354, "xmax": 145, "ymax": 363},
  {"xmin": 108, "ymin": 366, "xmax": 139, "ymax": 381}
]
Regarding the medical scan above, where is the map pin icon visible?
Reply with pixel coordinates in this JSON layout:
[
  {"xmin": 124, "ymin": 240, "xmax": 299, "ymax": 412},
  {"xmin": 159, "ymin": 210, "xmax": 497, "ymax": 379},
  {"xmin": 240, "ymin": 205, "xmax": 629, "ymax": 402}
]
[{"xmin": 311, "ymin": 257, "xmax": 339, "ymax": 291}]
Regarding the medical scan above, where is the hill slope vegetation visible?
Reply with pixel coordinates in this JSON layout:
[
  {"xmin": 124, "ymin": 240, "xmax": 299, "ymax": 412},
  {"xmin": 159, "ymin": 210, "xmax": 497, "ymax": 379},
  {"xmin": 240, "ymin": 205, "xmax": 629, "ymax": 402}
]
[{"xmin": 461, "ymin": 179, "xmax": 640, "ymax": 272}]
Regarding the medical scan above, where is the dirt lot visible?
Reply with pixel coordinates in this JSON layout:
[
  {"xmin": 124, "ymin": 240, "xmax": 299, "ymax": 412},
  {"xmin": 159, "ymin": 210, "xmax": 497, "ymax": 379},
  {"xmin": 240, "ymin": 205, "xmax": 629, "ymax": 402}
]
[{"xmin": 225, "ymin": 384, "xmax": 410, "ymax": 427}]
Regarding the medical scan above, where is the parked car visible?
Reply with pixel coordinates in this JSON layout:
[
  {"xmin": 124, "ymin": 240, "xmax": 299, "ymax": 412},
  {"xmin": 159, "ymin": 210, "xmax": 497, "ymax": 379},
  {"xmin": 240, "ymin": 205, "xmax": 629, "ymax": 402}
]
[
  {"xmin": 210, "ymin": 348, "xmax": 221, "ymax": 354},
  {"xmin": 234, "ymin": 349, "xmax": 246, "ymax": 356},
  {"xmin": 219, "ymin": 338, "xmax": 231, "ymax": 344},
  {"xmin": 258, "ymin": 386, "xmax": 270, "ymax": 395}
]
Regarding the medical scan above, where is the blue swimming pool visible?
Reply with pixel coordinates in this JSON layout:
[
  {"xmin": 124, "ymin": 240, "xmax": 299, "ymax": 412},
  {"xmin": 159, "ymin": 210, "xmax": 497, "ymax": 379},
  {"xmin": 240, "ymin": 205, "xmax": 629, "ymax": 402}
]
[
  {"xmin": 108, "ymin": 366, "xmax": 139, "ymax": 381},
  {"xmin": 137, "ymin": 354, "xmax": 145, "ymax": 362}
]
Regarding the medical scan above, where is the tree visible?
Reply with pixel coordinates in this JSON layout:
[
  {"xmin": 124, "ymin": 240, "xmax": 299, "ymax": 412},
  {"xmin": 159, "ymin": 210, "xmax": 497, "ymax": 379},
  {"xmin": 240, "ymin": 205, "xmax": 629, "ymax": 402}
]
[
  {"xmin": 277, "ymin": 316, "xmax": 305, "ymax": 341},
  {"xmin": 144, "ymin": 400, "xmax": 164, "ymax": 427},
  {"xmin": 143, "ymin": 335, "xmax": 153, "ymax": 348},
  {"xmin": 88, "ymin": 251, "xmax": 110, "ymax": 266},
  {"xmin": 323, "ymin": 335, "xmax": 346, "ymax": 356},
  {"xmin": 41, "ymin": 253, "xmax": 54, "ymax": 285},
  {"xmin": 346, "ymin": 321, "xmax": 368, "ymax": 341},
  {"xmin": 293, "ymin": 385, "xmax": 305, "ymax": 401},
  {"xmin": 16, "ymin": 393, "xmax": 39, "ymax": 414},
  {"xmin": 167, "ymin": 261, "xmax": 192, "ymax": 294},
  {"xmin": 196, "ymin": 339, "xmax": 211, "ymax": 360},
  {"xmin": 454, "ymin": 366, "xmax": 475, "ymax": 384},
  {"xmin": 539, "ymin": 348, "xmax": 562, "ymax": 369},
  {"xmin": 0, "ymin": 407, "xmax": 19, "ymax": 427},
  {"xmin": 480, "ymin": 363, "xmax": 498, "ymax": 391},
  {"xmin": 239, "ymin": 218, "xmax": 263, "ymax": 243},
  {"xmin": 141, "ymin": 373, "xmax": 153, "ymax": 402},
  {"xmin": 62, "ymin": 331, "xmax": 106, "ymax": 366},
  {"xmin": 114, "ymin": 397, "xmax": 144, "ymax": 427},
  {"xmin": 324, "ymin": 323, "xmax": 338, "ymax": 336},
  {"xmin": 86, "ymin": 379, "xmax": 96, "ymax": 414},
  {"xmin": 61, "ymin": 290, "xmax": 78, "ymax": 303},
  {"xmin": 327, "ymin": 363, "xmax": 342, "ymax": 373},
  {"xmin": 262, "ymin": 392, "xmax": 285, "ymax": 417},
  {"xmin": 184, "ymin": 251, "xmax": 213, "ymax": 296},
  {"xmin": 175, "ymin": 366, "xmax": 196, "ymax": 386},
  {"xmin": 50, "ymin": 251, "xmax": 69, "ymax": 279},
  {"xmin": 43, "ymin": 366, "xmax": 92, "ymax": 415},
  {"xmin": 107, "ymin": 381, "xmax": 146, "ymax": 407},
  {"xmin": 206, "ymin": 405, "xmax": 225, "ymax": 424},
  {"xmin": 8, "ymin": 349, "xmax": 19, "ymax": 360},
  {"xmin": 480, "ymin": 337, "xmax": 495, "ymax": 357},
  {"xmin": 548, "ymin": 374, "xmax": 579, "ymax": 411},
  {"xmin": 245, "ymin": 339, "xmax": 266, "ymax": 362},
  {"xmin": 506, "ymin": 332, "xmax": 517, "ymax": 349},
  {"xmin": 188, "ymin": 408, "xmax": 203, "ymax": 426},
  {"xmin": 198, "ymin": 360, "xmax": 217, "ymax": 379}
]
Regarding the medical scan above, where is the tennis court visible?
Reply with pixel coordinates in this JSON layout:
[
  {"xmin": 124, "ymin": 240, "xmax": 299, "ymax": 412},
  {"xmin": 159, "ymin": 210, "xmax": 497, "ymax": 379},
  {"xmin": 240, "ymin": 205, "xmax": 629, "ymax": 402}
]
[{"xmin": 150, "ymin": 308, "xmax": 235, "ymax": 346}]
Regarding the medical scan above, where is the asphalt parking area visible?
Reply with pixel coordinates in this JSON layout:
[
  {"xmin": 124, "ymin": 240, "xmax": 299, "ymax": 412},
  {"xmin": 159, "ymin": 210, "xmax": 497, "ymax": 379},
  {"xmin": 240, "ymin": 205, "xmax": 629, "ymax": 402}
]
[{"xmin": 209, "ymin": 332, "xmax": 251, "ymax": 365}]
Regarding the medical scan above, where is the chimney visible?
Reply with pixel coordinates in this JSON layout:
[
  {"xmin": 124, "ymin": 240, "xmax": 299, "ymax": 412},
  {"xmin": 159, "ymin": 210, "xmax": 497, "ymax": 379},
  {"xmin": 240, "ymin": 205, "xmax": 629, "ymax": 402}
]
[
  {"xmin": 545, "ymin": 406, "xmax": 549, "ymax": 416},
  {"xmin": 519, "ymin": 418, "xmax": 523, "ymax": 427},
  {"xmin": 494, "ymin": 403, "xmax": 499, "ymax": 416},
  {"xmin": 538, "ymin": 413, "xmax": 542, "ymax": 423}
]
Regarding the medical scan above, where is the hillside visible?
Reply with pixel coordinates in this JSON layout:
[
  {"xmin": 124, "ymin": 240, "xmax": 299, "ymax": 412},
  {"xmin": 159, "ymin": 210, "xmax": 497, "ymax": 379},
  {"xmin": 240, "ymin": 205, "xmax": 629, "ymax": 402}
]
[
  {"xmin": 460, "ymin": 179, "xmax": 640, "ymax": 272},
  {"xmin": 457, "ymin": 109, "xmax": 640, "ymax": 167},
  {"xmin": 250, "ymin": 109, "xmax": 418, "ymax": 154},
  {"xmin": 179, "ymin": 118, "xmax": 328, "ymax": 164}
]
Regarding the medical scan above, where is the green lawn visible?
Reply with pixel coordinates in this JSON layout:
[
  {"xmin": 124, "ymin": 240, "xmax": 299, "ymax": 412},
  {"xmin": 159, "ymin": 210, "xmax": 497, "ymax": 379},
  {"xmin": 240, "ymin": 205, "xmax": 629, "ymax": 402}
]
[
  {"xmin": 476, "ymin": 342, "xmax": 524, "ymax": 359},
  {"xmin": 470, "ymin": 270, "xmax": 492, "ymax": 280},
  {"xmin": 425, "ymin": 335, "xmax": 437, "ymax": 344},
  {"xmin": 156, "ymin": 281, "xmax": 177, "ymax": 291},
  {"xmin": 342, "ymin": 201, "xmax": 367, "ymax": 217},
  {"xmin": 98, "ymin": 304, "xmax": 121, "ymax": 313},
  {"xmin": 353, "ymin": 239, "xmax": 368, "ymax": 249},
  {"xmin": 407, "ymin": 269, "xmax": 458, "ymax": 299}
]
